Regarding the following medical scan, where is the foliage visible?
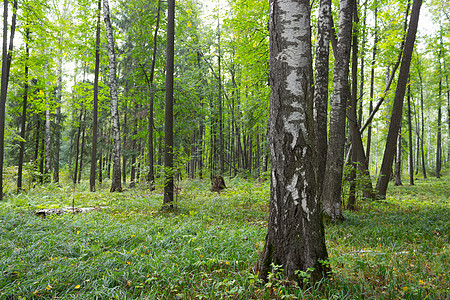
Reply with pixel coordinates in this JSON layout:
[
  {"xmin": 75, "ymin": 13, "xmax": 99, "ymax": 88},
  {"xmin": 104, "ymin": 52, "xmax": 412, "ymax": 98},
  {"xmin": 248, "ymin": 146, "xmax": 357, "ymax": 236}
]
[{"xmin": 1, "ymin": 172, "xmax": 449, "ymax": 298}]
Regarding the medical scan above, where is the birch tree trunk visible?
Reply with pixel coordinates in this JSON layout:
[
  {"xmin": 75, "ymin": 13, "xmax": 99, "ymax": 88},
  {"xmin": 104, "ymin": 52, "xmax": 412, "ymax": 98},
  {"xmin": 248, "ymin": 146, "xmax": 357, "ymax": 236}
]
[
  {"xmin": 366, "ymin": 7, "xmax": 378, "ymax": 165},
  {"xmin": 407, "ymin": 79, "xmax": 414, "ymax": 185},
  {"xmin": 53, "ymin": 56, "xmax": 62, "ymax": 183},
  {"xmin": 256, "ymin": 0, "xmax": 329, "ymax": 283},
  {"xmin": 313, "ymin": 0, "xmax": 331, "ymax": 191},
  {"xmin": 90, "ymin": 0, "xmax": 101, "ymax": 192},
  {"xmin": 44, "ymin": 53, "xmax": 51, "ymax": 181},
  {"xmin": 322, "ymin": 0, "xmax": 353, "ymax": 221},
  {"xmin": 376, "ymin": 0, "xmax": 422, "ymax": 198},
  {"xmin": 103, "ymin": 0, "xmax": 122, "ymax": 192}
]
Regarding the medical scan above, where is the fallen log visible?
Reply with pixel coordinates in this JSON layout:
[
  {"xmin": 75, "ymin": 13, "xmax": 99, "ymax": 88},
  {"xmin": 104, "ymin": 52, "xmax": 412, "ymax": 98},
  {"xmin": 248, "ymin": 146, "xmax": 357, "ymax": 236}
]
[{"xmin": 35, "ymin": 206, "xmax": 110, "ymax": 217}]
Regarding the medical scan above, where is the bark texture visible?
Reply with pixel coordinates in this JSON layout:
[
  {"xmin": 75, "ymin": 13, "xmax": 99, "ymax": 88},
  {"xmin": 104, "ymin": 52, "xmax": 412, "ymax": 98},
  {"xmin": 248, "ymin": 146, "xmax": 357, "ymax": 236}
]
[
  {"xmin": 313, "ymin": 0, "xmax": 331, "ymax": 191},
  {"xmin": 90, "ymin": 0, "xmax": 101, "ymax": 192},
  {"xmin": 322, "ymin": 0, "xmax": 353, "ymax": 221},
  {"xmin": 256, "ymin": 0, "xmax": 329, "ymax": 283},
  {"xmin": 103, "ymin": 0, "xmax": 122, "ymax": 192},
  {"xmin": 163, "ymin": 0, "xmax": 175, "ymax": 207}
]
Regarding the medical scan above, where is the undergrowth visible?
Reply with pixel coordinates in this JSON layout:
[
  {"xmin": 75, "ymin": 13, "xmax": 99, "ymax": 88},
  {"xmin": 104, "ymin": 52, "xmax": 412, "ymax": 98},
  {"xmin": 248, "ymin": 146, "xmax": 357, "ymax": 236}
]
[{"xmin": 0, "ymin": 172, "xmax": 449, "ymax": 299}]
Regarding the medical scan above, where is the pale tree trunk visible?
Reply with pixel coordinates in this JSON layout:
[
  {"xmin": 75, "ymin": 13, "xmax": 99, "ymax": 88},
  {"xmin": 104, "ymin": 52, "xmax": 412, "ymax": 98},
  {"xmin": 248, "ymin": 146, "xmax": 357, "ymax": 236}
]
[
  {"xmin": 53, "ymin": 53, "xmax": 62, "ymax": 183},
  {"xmin": 90, "ymin": 0, "xmax": 101, "ymax": 192},
  {"xmin": 163, "ymin": 0, "xmax": 175, "ymax": 208},
  {"xmin": 376, "ymin": 0, "xmax": 422, "ymax": 198},
  {"xmin": 366, "ymin": 7, "xmax": 378, "ymax": 165},
  {"xmin": 103, "ymin": 0, "xmax": 122, "ymax": 192},
  {"xmin": 256, "ymin": 0, "xmax": 329, "ymax": 283},
  {"xmin": 322, "ymin": 0, "xmax": 353, "ymax": 221},
  {"xmin": 444, "ymin": 51, "xmax": 450, "ymax": 166},
  {"xmin": 407, "ymin": 78, "xmax": 414, "ymax": 185},
  {"xmin": 217, "ymin": 17, "xmax": 224, "ymax": 175},
  {"xmin": 44, "ymin": 52, "xmax": 51, "ymax": 181},
  {"xmin": 313, "ymin": 0, "xmax": 331, "ymax": 191},
  {"xmin": 418, "ymin": 66, "xmax": 427, "ymax": 178}
]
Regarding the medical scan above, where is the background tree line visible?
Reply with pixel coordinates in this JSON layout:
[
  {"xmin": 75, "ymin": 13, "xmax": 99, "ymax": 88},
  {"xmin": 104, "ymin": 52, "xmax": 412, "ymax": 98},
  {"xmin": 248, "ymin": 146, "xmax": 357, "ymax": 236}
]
[{"xmin": 0, "ymin": 0, "xmax": 448, "ymax": 210}]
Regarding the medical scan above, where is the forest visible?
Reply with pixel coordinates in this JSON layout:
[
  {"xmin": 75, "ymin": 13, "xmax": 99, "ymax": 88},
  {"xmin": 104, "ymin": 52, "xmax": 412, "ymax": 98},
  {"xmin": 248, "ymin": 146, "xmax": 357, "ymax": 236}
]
[{"xmin": 0, "ymin": 0, "xmax": 449, "ymax": 298}]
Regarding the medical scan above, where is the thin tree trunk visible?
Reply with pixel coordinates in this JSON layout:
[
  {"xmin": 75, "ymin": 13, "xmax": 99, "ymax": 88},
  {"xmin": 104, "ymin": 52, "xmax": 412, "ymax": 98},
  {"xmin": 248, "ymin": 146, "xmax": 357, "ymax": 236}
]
[
  {"xmin": 395, "ymin": 126, "xmax": 403, "ymax": 186},
  {"xmin": 436, "ymin": 39, "xmax": 443, "ymax": 178},
  {"xmin": 122, "ymin": 95, "xmax": 128, "ymax": 184},
  {"xmin": 322, "ymin": 0, "xmax": 353, "ymax": 221},
  {"xmin": 417, "ymin": 66, "xmax": 427, "ymax": 178},
  {"xmin": 53, "ymin": 56, "xmax": 62, "ymax": 183},
  {"xmin": 358, "ymin": 3, "xmax": 367, "ymax": 126},
  {"xmin": 78, "ymin": 111, "xmax": 87, "ymax": 183},
  {"xmin": 99, "ymin": 128, "xmax": 103, "ymax": 184},
  {"xmin": 90, "ymin": 0, "xmax": 101, "ymax": 192},
  {"xmin": 376, "ymin": 0, "xmax": 422, "ymax": 198},
  {"xmin": 0, "ymin": 0, "xmax": 17, "ymax": 199},
  {"xmin": 103, "ymin": 0, "xmax": 122, "ymax": 192},
  {"xmin": 39, "ymin": 128, "xmax": 45, "ymax": 184},
  {"xmin": 190, "ymin": 131, "xmax": 196, "ymax": 179},
  {"xmin": 18, "ymin": 26, "xmax": 30, "ymax": 192},
  {"xmin": 217, "ymin": 17, "xmax": 224, "ymax": 175},
  {"xmin": 130, "ymin": 105, "xmax": 138, "ymax": 188},
  {"xmin": 146, "ymin": 0, "xmax": 161, "ymax": 184},
  {"xmin": 163, "ymin": 0, "xmax": 175, "ymax": 208},
  {"xmin": 44, "ymin": 54, "xmax": 51, "ymax": 181},
  {"xmin": 73, "ymin": 109, "xmax": 83, "ymax": 184},
  {"xmin": 348, "ymin": 0, "xmax": 359, "ymax": 211},
  {"xmin": 407, "ymin": 77, "xmax": 414, "ymax": 185},
  {"xmin": 366, "ymin": 7, "xmax": 378, "ymax": 165}
]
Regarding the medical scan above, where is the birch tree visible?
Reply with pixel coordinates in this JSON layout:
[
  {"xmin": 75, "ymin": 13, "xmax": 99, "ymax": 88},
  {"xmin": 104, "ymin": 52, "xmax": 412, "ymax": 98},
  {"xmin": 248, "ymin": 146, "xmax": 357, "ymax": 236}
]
[
  {"xmin": 103, "ymin": 0, "xmax": 122, "ymax": 192},
  {"xmin": 322, "ymin": 0, "xmax": 353, "ymax": 221},
  {"xmin": 255, "ymin": 0, "xmax": 329, "ymax": 283}
]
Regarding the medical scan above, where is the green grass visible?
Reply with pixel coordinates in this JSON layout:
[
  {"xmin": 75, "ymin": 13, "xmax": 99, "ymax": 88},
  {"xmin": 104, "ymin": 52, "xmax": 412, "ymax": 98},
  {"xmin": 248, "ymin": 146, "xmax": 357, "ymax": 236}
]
[{"xmin": 0, "ymin": 172, "xmax": 449, "ymax": 299}]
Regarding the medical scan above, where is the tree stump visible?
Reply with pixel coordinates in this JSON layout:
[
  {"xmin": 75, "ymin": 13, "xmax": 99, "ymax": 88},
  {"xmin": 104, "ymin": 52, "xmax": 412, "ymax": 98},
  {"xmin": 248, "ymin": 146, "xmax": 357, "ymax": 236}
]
[{"xmin": 211, "ymin": 176, "xmax": 226, "ymax": 194}]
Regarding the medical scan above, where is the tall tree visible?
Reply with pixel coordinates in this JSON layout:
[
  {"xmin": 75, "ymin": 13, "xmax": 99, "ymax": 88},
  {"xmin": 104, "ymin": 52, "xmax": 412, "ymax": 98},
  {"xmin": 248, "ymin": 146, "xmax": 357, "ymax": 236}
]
[
  {"xmin": 103, "ymin": 0, "xmax": 122, "ymax": 192},
  {"xmin": 322, "ymin": 0, "xmax": 353, "ymax": 221},
  {"xmin": 44, "ymin": 53, "xmax": 51, "ymax": 181},
  {"xmin": 255, "ymin": 0, "xmax": 329, "ymax": 283},
  {"xmin": 17, "ymin": 22, "xmax": 30, "ymax": 191},
  {"xmin": 376, "ymin": 0, "xmax": 422, "ymax": 198},
  {"xmin": 407, "ymin": 77, "xmax": 414, "ymax": 185},
  {"xmin": 163, "ymin": 0, "xmax": 175, "ymax": 208},
  {"xmin": 366, "ymin": 7, "xmax": 378, "ymax": 165},
  {"xmin": 144, "ymin": 0, "xmax": 162, "ymax": 185},
  {"xmin": 0, "ymin": 0, "xmax": 17, "ymax": 200},
  {"xmin": 90, "ymin": 0, "xmax": 101, "ymax": 192},
  {"xmin": 313, "ymin": 0, "xmax": 331, "ymax": 191}
]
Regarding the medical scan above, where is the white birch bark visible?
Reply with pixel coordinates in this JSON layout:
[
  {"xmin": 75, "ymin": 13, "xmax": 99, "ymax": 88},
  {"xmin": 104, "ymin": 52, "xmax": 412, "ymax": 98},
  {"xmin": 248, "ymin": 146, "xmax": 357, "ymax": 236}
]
[
  {"xmin": 256, "ymin": 0, "xmax": 329, "ymax": 283},
  {"xmin": 44, "ymin": 49, "xmax": 51, "ymax": 179},
  {"xmin": 321, "ymin": 0, "xmax": 353, "ymax": 221},
  {"xmin": 103, "ymin": 0, "xmax": 122, "ymax": 192}
]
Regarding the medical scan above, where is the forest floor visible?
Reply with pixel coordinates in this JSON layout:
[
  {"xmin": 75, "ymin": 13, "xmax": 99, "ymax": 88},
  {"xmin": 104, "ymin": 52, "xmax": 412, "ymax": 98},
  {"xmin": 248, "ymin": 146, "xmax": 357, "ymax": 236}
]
[{"xmin": 0, "ymin": 170, "xmax": 449, "ymax": 299}]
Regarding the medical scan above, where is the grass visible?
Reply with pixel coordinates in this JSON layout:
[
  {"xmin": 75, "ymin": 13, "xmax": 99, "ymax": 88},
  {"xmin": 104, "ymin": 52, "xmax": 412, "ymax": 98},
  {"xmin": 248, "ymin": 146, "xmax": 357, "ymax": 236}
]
[{"xmin": 0, "ymin": 171, "xmax": 449, "ymax": 299}]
